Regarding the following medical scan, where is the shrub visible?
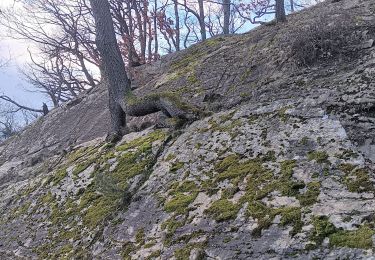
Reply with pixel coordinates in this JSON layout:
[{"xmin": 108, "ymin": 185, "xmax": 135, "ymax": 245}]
[{"xmin": 290, "ymin": 15, "xmax": 361, "ymax": 66}]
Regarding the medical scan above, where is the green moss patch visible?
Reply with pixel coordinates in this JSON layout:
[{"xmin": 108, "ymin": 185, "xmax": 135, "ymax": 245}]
[
  {"xmin": 280, "ymin": 207, "xmax": 303, "ymax": 236},
  {"xmin": 308, "ymin": 216, "xmax": 374, "ymax": 250},
  {"xmin": 112, "ymin": 151, "xmax": 152, "ymax": 189},
  {"xmin": 209, "ymin": 155, "xmax": 309, "ymax": 236},
  {"xmin": 280, "ymin": 160, "xmax": 296, "ymax": 178},
  {"xmin": 46, "ymin": 167, "xmax": 68, "ymax": 186},
  {"xmin": 164, "ymin": 192, "xmax": 198, "ymax": 215},
  {"xmin": 82, "ymin": 193, "xmax": 119, "ymax": 228},
  {"xmin": 205, "ymin": 199, "xmax": 240, "ymax": 221},
  {"xmin": 146, "ymin": 250, "xmax": 161, "ymax": 259},
  {"xmin": 174, "ymin": 243, "xmax": 206, "ymax": 260},
  {"xmin": 339, "ymin": 163, "xmax": 356, "ymax": 174},
  {"xmin": 161, "ymin": 217, "xmax": 185, "ymax": 246},
  {"xmin": 330, "ymin": 225, "xmax": 374, "ymax": 249},
  {"xmin": 308, "ymin": 215, "xmax": 337, "ymax": 248},
  {"xmin": 166, "ymin": 153, "xmax": 177, "ymax": 161},
  {"xmin": 278, "ymin": 160, "xmax": 305, "ymax": 197},
  {"xmin": 344, "ymin": 168, "xmax": 374, "ymax": 193},
  {"xmin": 170, "ymin": 161, "xmax": 185, "ymax": 173},
  {"xmin": 216, "ymin": 157, "xmax": 270, "ymax": 184},
  {"xmin": 162, "ymin": 217, "xmax": 184, "ymax": 234},
  {"xmin": 338, "ymin": 164, "xmax": 374, "ymax": 193},
  {"xmin": 308, "ymin": 151, "xmax": 329, "ymax": 164},
  {"xmin": 67, "ymin": 145, "xmax": 98, "ymax": 164},
  {"xmin": 11, "ymin": 201, "xmax": 32, "ymax": 219},
  {"xmin": 116, "ymin": 130, "xmax": 166, "ymax": 152},
  {"xmin": 31, "ymin": 130, "xmax": 168, "ymax": 259},
  {"xmin": 298, "ymin": 181, "xmax": 321, "ymax": 206},
  {"xmin": 177, "ymin": 180, "xmax": 198, "ymax": 193},
  {"xmin": 121, "ymin": 242, "xmax": 136, "ymax": 260},
  {"xmin": 136, "ymin": 228, "xmax": 145, "ymax": 246},
  {"xmin": 336, "ymin": 150, "xmax": 360, "ymax": 160},
  {"xmin": 72, "ymin": 161, "xmax": 94, "ymax": 179},
  {"xmin": 215, "ymin": 154, "xmax": 240, "ymax": 173},
  {"xmin": 208, "ymin": 118, "xmax": 242, "ymax": 136}
]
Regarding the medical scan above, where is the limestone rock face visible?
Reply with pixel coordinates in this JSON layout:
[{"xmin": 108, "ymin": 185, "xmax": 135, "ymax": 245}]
[{"xmin": 1, "ymin": 0, "xmax": 375, "ymax": 259}]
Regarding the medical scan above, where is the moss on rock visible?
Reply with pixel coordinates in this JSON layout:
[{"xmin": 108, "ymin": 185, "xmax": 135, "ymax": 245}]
[
  {"xmin": 216, "ymin": 157, "xmax": 270, "ymax": 184},
  {"xmin": 329, "ymin": 225, "xmax": 374, "ymax": 249},
  {"xmin": 308, "ymin": 216, "xmax": 374, "ymax": 250},
  {"xmin": 308, "ymin": 151, "xmax": 329, "ymax": 164},
  {"xmin": 174, "ymin": 243, "xmax": 206, "ymax": 260},
  {"xmin": 280, "ymin": 207, "xmax": 303, "ymax": 236},
  {"xmin": 170, "ymin": 161, "xmax": 185, "ymax": 173},
  {"xmin": 205, "ymin": 199, "xmax": 240, "ymax": 221},
  {"xmin": 29, "ymin": 130, "xmax": 169, "ymax": 259},
  {"xmin": 47, "ymin": 167, "xmax": 68, "ymax": 186},
  {"xmin": 344, "ymin": 168, "xmax": 373, "ymax": 193},
  {"xmin": 298, "ymin": 181, "xmax": 321, "ymax": 206},
  {"xmin": 164, "ymin": 192, "xmax": 198, "ymax": 215},
  {"xmin": 116, "ymin": 130, "xmax": 166, "ymax": 152},
  {"xmin": 308, "ymin": 216, "xmax": 337, "ymax": 248},
  {"xmin": 208, "ymin": 155, "xmax": 309, "ymax": 236}
]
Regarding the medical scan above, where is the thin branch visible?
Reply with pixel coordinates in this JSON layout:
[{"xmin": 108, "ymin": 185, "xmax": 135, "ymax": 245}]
[{"xmin": 0, "ymin": 95, "xmax": 43, "ymax": 113}]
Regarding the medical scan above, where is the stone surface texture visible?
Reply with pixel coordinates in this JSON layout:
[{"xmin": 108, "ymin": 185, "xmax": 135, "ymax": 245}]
[{"xmin": 1, "ymin": 0, "xmax": 375, "ymax": 259}]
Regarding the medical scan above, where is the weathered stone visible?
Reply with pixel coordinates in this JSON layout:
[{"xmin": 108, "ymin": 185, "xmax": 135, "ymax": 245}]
[
  {"xmin": 1, "ymin": 0, "xmax": 375, "ymax": 259},
  {"xmin": 362, "ymin": 39, "xmax": 374, "ymax": 49}
]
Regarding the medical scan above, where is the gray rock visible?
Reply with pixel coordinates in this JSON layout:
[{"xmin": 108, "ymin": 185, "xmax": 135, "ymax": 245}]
[{"xmin": 362, "ymin": 39, "xmax": 374, "ymax": 49}]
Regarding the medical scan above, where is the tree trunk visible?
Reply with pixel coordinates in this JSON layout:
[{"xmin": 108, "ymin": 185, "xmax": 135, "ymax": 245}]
[
  {"xmin": 142, "ymin": 0, "xmax": 148, "ymax": 61},
  {"xmin": 89, "ymin": 0, "xmax": 199, "ymax": 142},
  {"xmin": 125, "ymin": 93, "xmax": 193, "ymax": 119},
  {"xmin": 198, "ymin": 0, "xmax": 206, "ymax": 40},
  {"xmin": 153, "ymin": 0, "xmax": 159, "ymax": 57},
  {"xmin": 132, "ymin": 0, "xmax": 146, "ymax": 63},
  {"xmin": 89, "ymin": 0, "xmax": 131, "ymax": 140},
  {"xmin": 223, "ymin": 0, "xmax": 230, "ymax": 34},
  {"xmin": 173, "ymin": 0, "xmax": 180, "ymax": 51},
  {"xmin": 275, "ymin": 0, "xmax": 287, "ymax": 23}
]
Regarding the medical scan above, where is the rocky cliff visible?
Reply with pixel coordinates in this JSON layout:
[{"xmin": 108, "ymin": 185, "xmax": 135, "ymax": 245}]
[{"xmin": 1, "ymin": 0, "xmax": 375, "ymax": 259}]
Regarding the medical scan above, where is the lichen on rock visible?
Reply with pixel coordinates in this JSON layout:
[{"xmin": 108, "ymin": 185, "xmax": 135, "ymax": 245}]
[{"xmin": 1, "ymin": 0, "xmax": 375, "ymax": 258}]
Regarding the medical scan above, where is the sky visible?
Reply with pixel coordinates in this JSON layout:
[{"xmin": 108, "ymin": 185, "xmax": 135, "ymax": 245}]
[{"xmin": 0, "ymin": 0, "xmax": 48, "ymax": 110}]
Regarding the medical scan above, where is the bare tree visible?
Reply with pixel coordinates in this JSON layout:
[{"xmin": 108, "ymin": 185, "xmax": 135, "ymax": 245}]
[
  {"xmin": 0, "ymin": 112, "xmax": 19, "ymax": 140},
  {"xmin": 21, "ymin": 49, "xmax": 88, "ymax": 107},
  {"xmin": 0, "ymin": 95, "xmax": 44, "ymax": 114},
  {"xmin": 178, "ymin": 0, "xmax": 206, "ymax": 41},
  {"xmin": 0, "ymin": 0, "xmax": 99, "ymax": 94},
  {"xmin": 0, "ymin": 102, "xmax": 40, "ymax": 141},
  {"xmin": 89, "ymin": 0, "xmax": 195, "ymax": 142}
]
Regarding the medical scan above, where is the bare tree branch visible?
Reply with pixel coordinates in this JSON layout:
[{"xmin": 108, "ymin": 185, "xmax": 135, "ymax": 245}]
[{"xmin": 0, "ymin": 95, "xmax": 44, "ymax": 113}]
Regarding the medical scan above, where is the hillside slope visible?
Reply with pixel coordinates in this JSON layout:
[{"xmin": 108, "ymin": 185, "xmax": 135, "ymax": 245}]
[{"xmin": 1, "ymin": 0, "xmax": 375, "ymax": 259}]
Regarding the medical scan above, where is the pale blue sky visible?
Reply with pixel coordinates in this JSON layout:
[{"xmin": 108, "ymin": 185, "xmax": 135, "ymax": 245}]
[
  {"xmin": 0, "ymin": 57, "xmax": 48, "ymax": 109},
  {"xmin": 0, "ymin": 0, "xmax": 49, "ymax": 110}
]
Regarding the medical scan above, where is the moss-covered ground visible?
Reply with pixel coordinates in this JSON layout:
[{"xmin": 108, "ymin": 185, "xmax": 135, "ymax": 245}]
[{"xmin": 11, "ymin": 130, "xmax": 169, "ymax": 259}]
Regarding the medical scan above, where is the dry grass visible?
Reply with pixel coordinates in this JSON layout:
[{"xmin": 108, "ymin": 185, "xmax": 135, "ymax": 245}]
[{"xmin": 289, "ymin": 14, "xmax": 362, "ymax": 66}]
